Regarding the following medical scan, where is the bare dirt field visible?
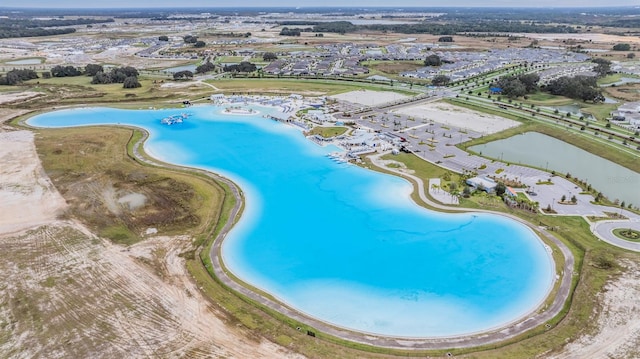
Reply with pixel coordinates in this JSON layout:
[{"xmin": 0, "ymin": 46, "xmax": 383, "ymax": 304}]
[
  {"xmin": 0, "ymin": 91, "xmax": 43, "ymax": 105},
  {"xmin": 330, "ymin": 89, "xmax": 409, "ymax": 106},
  {"xmin": 0, "ymin": 126, "xmax": 303, "ymax": 359},
  {"xmin": 393, "ymin": 101, "xmax": 520, "ymax": 134},
  {"xmin": 0, "ymin": 130, "xmax": 67, "ymax": 235},
  {"xmin": 545, "ymin": 259, "xmax": 640, "ymax": 359}
]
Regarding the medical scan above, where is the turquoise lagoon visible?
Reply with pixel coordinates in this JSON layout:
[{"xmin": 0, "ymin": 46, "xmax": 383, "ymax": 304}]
[{"xmin": 28, "ymin": 106, "xmax": 554, "ymax": 337}]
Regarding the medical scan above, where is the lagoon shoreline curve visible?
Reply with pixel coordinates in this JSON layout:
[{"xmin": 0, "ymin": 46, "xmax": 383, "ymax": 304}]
[{"xmin": 119, "ymin": 123, "xmax": 575, "ymax": 350}]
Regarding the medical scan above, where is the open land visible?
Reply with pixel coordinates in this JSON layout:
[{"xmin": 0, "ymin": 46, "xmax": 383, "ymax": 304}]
[
  {"xmin": 392, "ymin": 101, "xmax": 521, "ymax": 134},
  {"xmin": 1, "ymin": 5, "xmax": 640, "ymax": 358},
  {"xmin": 330, "ymin": 89, "xmax": 409, "ymax": 106},
  {"xmin": 0, "ymin": 126, "xmax": 303, "ymax": 358}
]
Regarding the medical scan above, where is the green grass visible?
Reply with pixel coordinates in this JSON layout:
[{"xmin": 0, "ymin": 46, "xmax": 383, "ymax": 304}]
[
  {"xmin": 525, "ymin": 91, "xmax": 574, "ymax": 105},
  {"xmin": 215, "ymin": 56, "xmax": 245, "ymax": 63},
  {"xmin": 99, "ymin": 225, "xmax": 138, "ymax": 246},
  {"xmin": 208, "ymin": 78, "xmax": 415, "ymax": 96},
  {"xmin": 307, "ymin": 126, "xmax": 348, "ymax": 138},
  {"xmin": 613, "ymin": 228, "xmax": 640, "ymax": 242},
  {"xmin": 597, "ymin": 73, "xmax": 632, "ymax": 85}
]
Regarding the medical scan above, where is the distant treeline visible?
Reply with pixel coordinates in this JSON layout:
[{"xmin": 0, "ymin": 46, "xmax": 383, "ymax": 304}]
[
  {"xmin": 311, "ymin": 21, "xmax": 577, "ymax": 35},
  {"xmin": 0, "ymin": 27, "xmax": 76, "ymax": 39},
  {"xmin": 0, "ymin": 18, "xmax": 113, "ymax": 39}
]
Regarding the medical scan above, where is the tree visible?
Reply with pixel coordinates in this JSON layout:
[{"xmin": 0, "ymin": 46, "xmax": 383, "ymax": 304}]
[
  {"xmin": 51, "ymin": 65, "xmax": 82, "ymax": 77},
  {"xmin": 462, "ymin": 186, "xmax": 471, "ymax": 198},
  {"xmin": 0, "ymin": 69, "xmax": 38, "ymax": 85},
  {"xmin": 84, "ymin": 64, "xmax": 104, "ymax": 76},
  {"xmin": 612, "ymin": 43, "xmax": 631, "ymax": 51},
  {"xmin": 91, "ymin": 66, "xmax": 140, "ymax": 85},
  {"xmin": 545, "ymin": 75, "xmax": 604, "ymax": 102},
  {"xmin": 173, "ymin": 70, "xmax": 194, "ymax": 80},
  {"xmin": 183, "ymin": 35, "xmax": 197, "ymax": 44},
  {"xmin": 158, "ymin": 35, "xmax": 169, "ymax": 41},
  {"xmin": 571, "ymin": 195, "xmax": 577, "ymax": 204},
  {"xmin": 431, "ymin": 75, "xmax": 450, "ymax": 86},
  {"xmin": 438, "ymin": 36, "xmax": 454, "ymax": 42},
  {"xmin": 263, "ymin": 52, "xmax": 278, "ymax": 61},
  {"xmin": 592, "ymin": 58, "xmax": 611, "ymax": 77},
  {"xmin": 279, "ymin": 27, "xmax": 301, "ymax": 36},
  {"xmin": 194, "ymin": 40, "xmax": 206, "ymax": 48},
  {"xmin": 424, "ymin": 54, "xmax": 442, "ymax": 67},
  {"xmin": 561, "ymin": 195, "xmax": 566, "ymax": 202},
  {"xmin": 628, "ymin": 53, "xmax": 636, "ymax": 59},
  {"xmin": 495, "ymin": 182, "xmax": 507, "ymax": 196},
  {"xmin": 223, "ymin": 61, "xmax": 257, "ymax": 73},
  {"xmin": 123, "ymin": 76, "xmax": 141, "ymax": 88},
  {"xmin": 195, "ymin": 61, "xmax": 216, "ymax": 74}
]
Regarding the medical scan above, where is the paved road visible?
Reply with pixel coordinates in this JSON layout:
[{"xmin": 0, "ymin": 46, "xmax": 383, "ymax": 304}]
[{"xmin": 592, "ymin": 220, "xmax": 640, "ymax": 252}]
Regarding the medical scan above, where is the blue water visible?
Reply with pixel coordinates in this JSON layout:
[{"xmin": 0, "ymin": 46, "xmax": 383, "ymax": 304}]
[{"xmin": 28, "ymin": 106, "xmax": 554, "ymax": 337}]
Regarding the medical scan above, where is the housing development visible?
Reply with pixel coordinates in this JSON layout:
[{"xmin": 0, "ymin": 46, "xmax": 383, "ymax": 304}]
[{"xmin": 1, "ymin": 5, "xmax": 640, "ymax": 359}]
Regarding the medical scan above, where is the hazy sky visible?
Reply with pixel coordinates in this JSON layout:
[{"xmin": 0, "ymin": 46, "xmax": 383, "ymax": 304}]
[{"xmin": 3, "ymin": 0, "xmax": 639, "ymax": 8}]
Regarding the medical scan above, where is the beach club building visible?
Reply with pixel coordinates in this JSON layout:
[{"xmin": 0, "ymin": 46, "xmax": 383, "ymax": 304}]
[{"xmin": 465, "ymin": 176, "xmax": 498, "ymax": 193}]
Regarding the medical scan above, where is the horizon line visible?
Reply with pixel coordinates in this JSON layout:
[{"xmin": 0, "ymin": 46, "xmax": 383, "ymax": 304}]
[{"xmin": 1, "ymin": 5, "xmax": 639, "ymax": 9}]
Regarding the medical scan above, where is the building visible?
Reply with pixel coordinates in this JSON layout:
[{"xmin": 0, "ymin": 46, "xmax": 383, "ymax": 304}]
[
  {"xmin": 465, "ymin": 176, "xmax": 497, "ymax": 192},
  {"xmin": 612, "ymin": 102, "xmax": 640, "ymax": 129}
]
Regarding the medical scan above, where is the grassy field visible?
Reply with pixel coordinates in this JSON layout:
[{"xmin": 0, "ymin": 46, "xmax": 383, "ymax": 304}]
[
  {"xmin": 307, "ymin": 126, "xmax": 349, "ymax": 138},
  {"xmin": 207, "ymin": 78, "xmax": 415, "ymax": 96},
  {"xmin": 34, "ymin": 126, "xmax": 224, "ymax": 244}
]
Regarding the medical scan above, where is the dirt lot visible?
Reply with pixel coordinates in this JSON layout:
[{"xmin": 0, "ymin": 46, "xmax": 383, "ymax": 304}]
[
  {"xmin": 0, "ymin": 125, "xmax": 303, "ymax": 358},
  {"xmin": 393, "ymin": 101, "xmax": 520, "ymax": 134},
  {"xmin": 545, "ymin": 259, "xmax": 640, "ymax": 359}
]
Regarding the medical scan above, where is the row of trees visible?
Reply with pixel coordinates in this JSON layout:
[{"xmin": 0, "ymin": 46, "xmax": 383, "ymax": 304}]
[
  {"xmin": 50, "ymin": 65, "xmax": 83, "ymax": 77},
  {"xmin": 545, "ymin": 75, "xmax": 604, "ymax": 103},
  {"xmin": 183, "ymin": 35, "xmax": 206, "ymax": 48},
  {"xmin": 91, "ymin": 66, "xmax": 141, "ymax": 88},
  {"xmin": 279, "ymin": 27, "xmax": 305, "ymax": 36},
  {"xmin": 0, "ymin": 18, "xmax": 113, "ymax": 39},
  {"xmin": 0, "ymin": 69, "xmax": 38, "ymax": 85},
  {"xmin": 195, "ymin": 61, "xmax": 216, "ymax": 74},
  {"xmin": 310, "ymin": 21, "xmax": 577, "ymax": 35},
  {"xmin": 494, "ymin": 73, "xmax": 540, "ymax": 98},
  {"xmin": 223, "ymin": 61, "xmax": 257, "ymax": 73}
]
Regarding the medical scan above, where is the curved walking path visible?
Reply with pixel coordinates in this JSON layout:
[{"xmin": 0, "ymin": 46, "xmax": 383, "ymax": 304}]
[{"xmin": 126, "ymin": 125, "xmax": 575, "ymax": 350}]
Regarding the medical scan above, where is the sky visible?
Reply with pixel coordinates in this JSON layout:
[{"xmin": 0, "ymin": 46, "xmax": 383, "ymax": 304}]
[{"xmin": 2, "ymin": 0, "xmax": 638, "ymax": 8}]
